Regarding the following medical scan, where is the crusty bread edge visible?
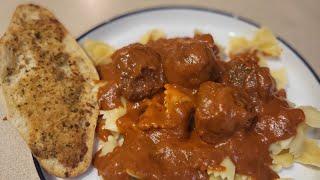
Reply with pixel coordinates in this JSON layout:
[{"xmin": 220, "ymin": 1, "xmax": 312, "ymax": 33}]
[{"xmin": 0, "ymin": 34, "xmax": 32, "ymax": 144}]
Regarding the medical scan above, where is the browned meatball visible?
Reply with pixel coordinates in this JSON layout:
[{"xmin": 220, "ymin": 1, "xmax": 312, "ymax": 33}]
[
  {"xmin": 222, "ymin": 52, "xmax": 276, "ymax": 102},
  {"xmin": 194, "ymin": 33, "xmax": 220, "ymax": 57},
  {"xmin": 195, "ymin": 81, "xmax": 255, "ymax": 144},
  {"xmin": 112, "ymin": 43, "xmax": 165, "ymax": 101},
  {"xmin": 149, "ymin": 38, "xmax": 219, "ymax": 88}
]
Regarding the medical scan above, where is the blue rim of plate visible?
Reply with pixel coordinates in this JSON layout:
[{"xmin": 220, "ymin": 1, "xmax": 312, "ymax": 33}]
[{"xmin": 33, "ymin": 6, "xmax": 320, "ymax": 180}]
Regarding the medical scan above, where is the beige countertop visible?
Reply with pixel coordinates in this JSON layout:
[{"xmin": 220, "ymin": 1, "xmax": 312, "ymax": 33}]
[{"xmin": 0, "ymin": 0, "xmax": 319, "ymax": 179}]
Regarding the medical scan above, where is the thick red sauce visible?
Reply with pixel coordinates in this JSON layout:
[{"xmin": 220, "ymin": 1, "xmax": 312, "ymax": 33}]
[
  {"xmin": 94, "ymin": 34, "xmax": 304, "ymax": 180},
  {"xmin": 96, "ymin": 117, "xmax": 112, "ymax": 142}
]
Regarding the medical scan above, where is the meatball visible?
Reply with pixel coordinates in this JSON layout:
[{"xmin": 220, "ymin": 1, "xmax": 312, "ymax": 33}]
[
  {"xmin": 149, "ymin": 38, "xmax": 219, "ymax": 88},
  {"xmin": 194, "ymin": 33, "xmax": 220, "ymax": 57},
  {"xmin": 112, "ymin": 43, "xmax": 165, "ymax": 101},
  {"xmin": 195, "ymin": 81, "xmax": 255, "ymax": 144},
  {"xmin": 222, "ymin": 52, "xmax": 276, "ymax": 102}
]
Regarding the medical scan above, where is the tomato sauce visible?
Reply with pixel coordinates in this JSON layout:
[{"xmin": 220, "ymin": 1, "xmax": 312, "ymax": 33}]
[{"xmin": 94, "ymin": 34, "xmax": 304, "ymax": 180}]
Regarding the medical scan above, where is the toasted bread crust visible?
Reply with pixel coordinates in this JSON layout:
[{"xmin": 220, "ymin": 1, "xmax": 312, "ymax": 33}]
[{"xmin": 0, "ymin": 4, "xmax": 99, "ymax": 177}]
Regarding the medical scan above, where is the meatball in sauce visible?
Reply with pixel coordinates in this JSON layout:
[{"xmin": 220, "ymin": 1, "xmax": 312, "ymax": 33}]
[
  {"xmin": 222, "ymin": 52, "xmax": 276, "ymax": 104},
  {"xmin": 112, "ymin": 43, "xmax": 165, "ymax": 101},
  {"xmin": 97, "ymin": 43, "xmax": 165, "ymax": 110},
  {"xmin": 195, "ymin": 82, "xmax": 255, "ymax": 144},
  {"xmin": 148, "ymin": 34, "xmax": 221, "ymax": 88}
]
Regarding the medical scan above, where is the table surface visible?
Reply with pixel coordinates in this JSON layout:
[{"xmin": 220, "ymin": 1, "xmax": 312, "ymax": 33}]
[{"xmin": 0, "ymin": 0, "xmax": 319, "ymax": 179}]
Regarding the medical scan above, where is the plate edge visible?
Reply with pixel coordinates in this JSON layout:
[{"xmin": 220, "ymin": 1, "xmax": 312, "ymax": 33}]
[{"xmin": 34, "ymin": 5, "xmax": 320, "ymax": 180}]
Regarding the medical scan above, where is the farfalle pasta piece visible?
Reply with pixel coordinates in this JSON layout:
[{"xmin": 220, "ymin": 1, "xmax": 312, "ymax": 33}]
[
  {"xmin": 139, "ymin": 29, "xmax": 166, "ymax": 44},
  {"xmin": 269, "ymin": 123, "xmax": 306, "ymax": 157},
  {"xmin": 137, "ymin": 94, "xmax": 169, "ymax": 130},
  {"xmin": 99, "ymin": 133, "xmax": 124, "ymax": 157},
  {"xmin": 295, "ymin": 138, "xmax": 320, "ymax": 167},
  {"xmin": 82, "ymin": 39, "xmax": 115, "ymax": 65},
  {"xmin": 252, "ymin": 27, "xmax": 282, "ymax": 57},
  {"xmin": 257, "ymin": 55, "xmax": 268, "ymax": 67},
  {"xmin": 164, "ymin": 84, "xmax": 194, "ymax": 115},
  {"xmin": 288, "ymin": 123, "xmax": 307, "ymax": 157},
  {"xmin": 299, "ymin": 106, "xmax": 320, "ymax": 128},
  {"xmin": 269, "ymin": 137, "xmax": 294, "ymax": 156},
  {"xmin": 270, "ymin": 105, "xmax": 320, "ymax": 171},
  {"xmin": 227, "ymin": 27, "xmax": 282, "ymax": 57},
  {"xmin": 235, "ymin": 174, "xmax": 252, "ymax": 180},
  {"xmin": 271, "ymin": 68, "xmax": 288, "ymax": 90},
  {"xmin": 271, "ymin": 152, "xmax": 294, "ymax": 171},
  {"xmin": 138, "ymin": 84, "xmax": 194, "ymax": 131},
  {"xmin": 208, "ymin": 157, "xmax": 235, "ymax": 180},
  {"xmin": 227, "ymin": 37, "xmax": 252, "ymax": 55},
  {"xmin": 100, "ymin": 97, "xmax": 127, "ymax": 132}
]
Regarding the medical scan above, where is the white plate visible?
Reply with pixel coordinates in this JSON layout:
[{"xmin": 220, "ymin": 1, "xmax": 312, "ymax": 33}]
[{"xmin": 38, "ymin": 7, "xmax": 320, "ymax": 180}]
